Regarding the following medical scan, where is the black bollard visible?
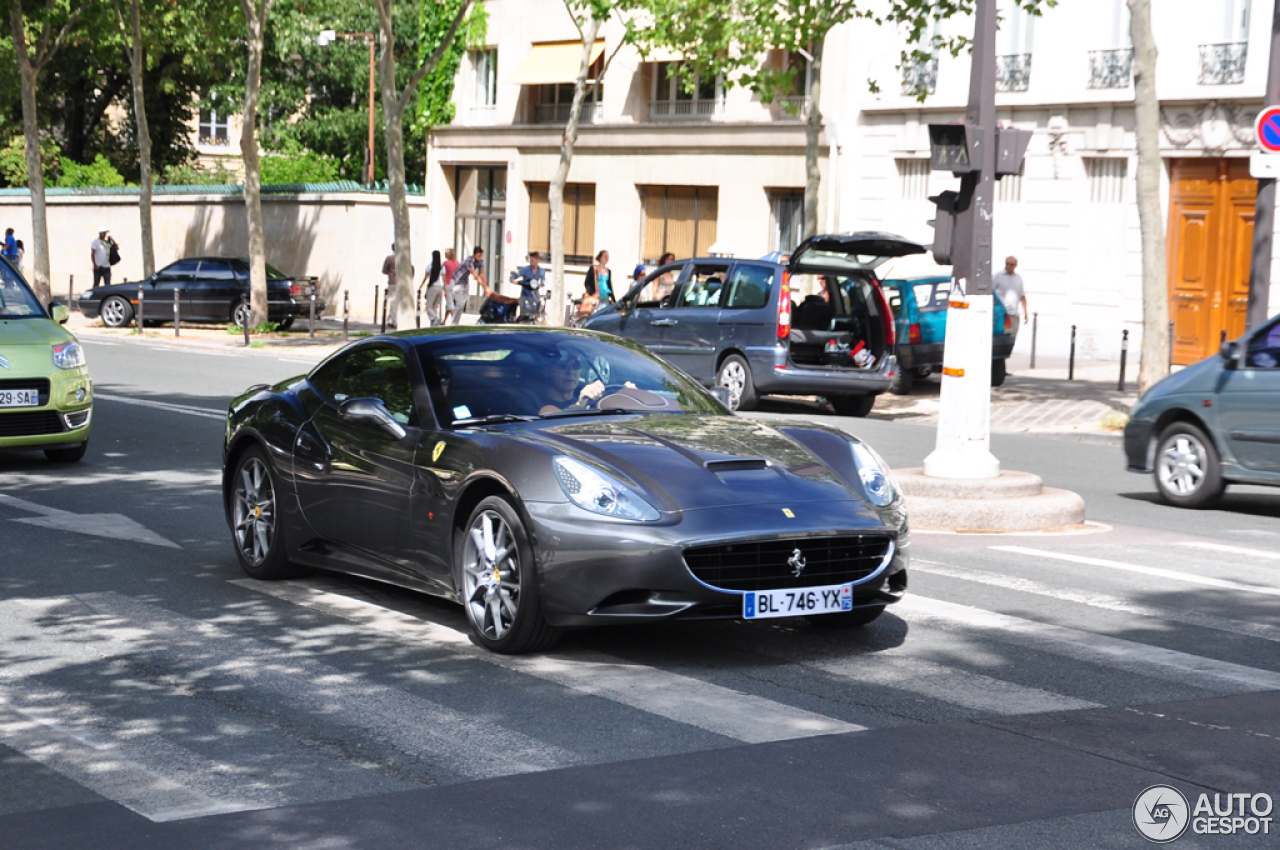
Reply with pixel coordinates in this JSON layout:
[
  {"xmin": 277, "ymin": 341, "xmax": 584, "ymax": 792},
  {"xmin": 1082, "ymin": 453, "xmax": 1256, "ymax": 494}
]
[
  {"xmin": 309, "ymin": 286, "xmax": 316, "ymax": 339},
  {"xmin": 1118, "ymin": 329, "xmax": 1128, "ymax": 391},
  {"xmin": 343, "ymin": 289, "xmax": 349, "ymax": 341},
  {"xmin": 1068, "ymin": 324, "xmax": 1077, "ymax": 381},
  {"xmin": 68, "ymin": 274, "xmax": 73, "ymax": 308},
  {"xmin": 242, "ymin": 297, "xmax": 250, "ymax": 346},
  {"xmin": 136, "ymin": 284, "xmax": 144, "ymax": 334},
  {"xmin": 381, "ymin": 295, "xmax": 388, "ymax": 333},
  {"xmin": 173, "ymin": 287, "xmax": 180, "ymax": 338},
  {"xmin": 373, "ymin": 286, "xmax": 380, "ymax": 327},
  {"xmin": 1168, "ymin": 320, "xmax": 1174, "ymax": 369},
  {"xmin": 1030, "ymin": 312, "xmax": 1039, "ymax": 369}
]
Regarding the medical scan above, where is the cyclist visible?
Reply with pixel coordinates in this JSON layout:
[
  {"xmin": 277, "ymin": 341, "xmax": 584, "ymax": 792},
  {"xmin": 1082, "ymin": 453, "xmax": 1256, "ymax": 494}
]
[{"xmin": 510, "ymin": 251, "xmax": 547, "ymax": 322}]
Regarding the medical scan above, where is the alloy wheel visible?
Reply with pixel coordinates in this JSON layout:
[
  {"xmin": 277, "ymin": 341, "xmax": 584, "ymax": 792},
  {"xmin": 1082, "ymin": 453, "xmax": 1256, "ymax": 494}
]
[
  {"xmin": 233, "ymin": 302, "xmax": 251, "ymax": 329},
  {"xmin": 718, "ymin": 360, "xmax": 745, "ymax": 410},
  {"xmin": 102, "ymin": 297, "xmax": 129, "ymax": 327},
  {"xmin": 233, "ymin": 456, "xmax": 276, "ymax": 566},
  {"xmin": 1158, "ymin": 433, "xmax": 1207, "ymax": 496},
  {"xmin": 462, "ymin": 510, "xmax": 522, "ymax": 640}
]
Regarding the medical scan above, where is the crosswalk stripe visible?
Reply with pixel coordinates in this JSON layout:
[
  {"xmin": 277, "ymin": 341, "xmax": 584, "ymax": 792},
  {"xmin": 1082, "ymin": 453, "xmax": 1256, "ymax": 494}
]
[
  {"xmin": 992, "ymin": 545, "xmax": 1280, "ymax": 597},
  {"xmin": 914, "ymin": 560, "xmax": 1280, "ymax": 644},
  {"xmin": 233, "ymin": 578, "xmax": 865, "ymax": 744},
  {"xmin": 1176, "ymin": 541, "xmax": 1280, "ymax": 562},
  {"xmin": 901, "ymin": 596, "xmax": 1280, "ymax": 693}
]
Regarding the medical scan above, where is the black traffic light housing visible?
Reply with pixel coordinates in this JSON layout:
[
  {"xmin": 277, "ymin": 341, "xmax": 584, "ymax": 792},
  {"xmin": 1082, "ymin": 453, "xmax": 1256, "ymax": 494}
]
[{"xmin": 927, "ymin": 190, "xmax": 959, "ymax": 266}]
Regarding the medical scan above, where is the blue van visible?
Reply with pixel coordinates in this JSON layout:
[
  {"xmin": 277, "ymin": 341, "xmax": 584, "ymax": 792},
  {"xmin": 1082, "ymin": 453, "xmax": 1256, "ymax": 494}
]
[{"xmin": 880, "ymin": 276, "xmax": 1015, "ymax": 394}]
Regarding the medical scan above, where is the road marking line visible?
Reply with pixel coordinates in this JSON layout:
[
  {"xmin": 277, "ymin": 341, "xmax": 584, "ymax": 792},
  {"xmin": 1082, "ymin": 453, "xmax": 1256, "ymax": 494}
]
[
  {"xmin": 94, "ymin": 393, "xmax": 224, "ymax": 420},
  {"xmin": 992, "ymin": 545, "xmax": 1280, "ymax": 597},
  {"xmin": 1176, "ymin": 541, "xmax": 1280, "ymax": 562},
  {"xmin": 900, "ymin": 595, "xmax": 1280, "ymax": 693},
  {"xmin": 234, "ymin": 579, "xmax": 863, "ymax": 744},
  {"xmin": 914, "ymin": 560, "xmax": 1280, "ymax": 644}
]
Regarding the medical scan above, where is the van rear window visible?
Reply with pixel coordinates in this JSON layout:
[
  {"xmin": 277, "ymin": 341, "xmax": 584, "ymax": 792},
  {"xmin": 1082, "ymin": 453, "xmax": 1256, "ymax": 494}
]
[{"xmin": 723, "ymin": 265, "xmax": 773, "ymax": 309}]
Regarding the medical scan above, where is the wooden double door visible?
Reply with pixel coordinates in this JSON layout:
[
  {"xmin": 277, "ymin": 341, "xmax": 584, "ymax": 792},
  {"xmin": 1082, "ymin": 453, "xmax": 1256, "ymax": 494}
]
[{"xmin": 1166, "ymin": 158, "xmax": 1255, "ymax": 365}]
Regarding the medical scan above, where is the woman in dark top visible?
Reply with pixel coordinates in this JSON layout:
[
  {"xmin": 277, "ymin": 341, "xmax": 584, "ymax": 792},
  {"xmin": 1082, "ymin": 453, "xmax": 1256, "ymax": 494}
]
[{"xmin": 420, "ymin": 249, "xmax": 445, "ymax": 326}]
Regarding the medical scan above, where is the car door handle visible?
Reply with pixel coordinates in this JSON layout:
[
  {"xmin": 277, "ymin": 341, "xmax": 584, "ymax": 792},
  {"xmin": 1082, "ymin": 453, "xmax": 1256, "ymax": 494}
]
[{"xmin": 650, "ymin": 319, "xmax": 678, "ymax": 326}]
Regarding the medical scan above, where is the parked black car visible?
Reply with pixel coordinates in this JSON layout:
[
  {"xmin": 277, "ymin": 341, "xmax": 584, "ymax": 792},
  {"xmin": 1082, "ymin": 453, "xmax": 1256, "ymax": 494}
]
[
  {"xmin": 583, "ymin": 233, "xmax": 922, "ymax": 416},
  {"xmin": 78, "ymin": 257, "xmax": 323, "ymax": 330}
]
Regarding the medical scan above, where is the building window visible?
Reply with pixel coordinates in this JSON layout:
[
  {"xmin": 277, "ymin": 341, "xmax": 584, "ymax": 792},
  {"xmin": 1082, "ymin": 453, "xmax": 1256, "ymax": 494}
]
[
  {"xmin": 199, "ymin": 92, "xmax": 230, "ymax": 147},
  {"xmin": 778, "ymin": 51, "xmax": 812, "ymax": 118},
  {"xmin": 534, "ymin": 83, "xmax": 603, "ymax": 124},
  {"xmin": 527, "ymin": 183, "xmax": 596, "ymax": 265},
  {"xmin": 471, "ymin": 49, "xmax": 497, "ymax": 124},
  {"xmin": 996, "ymin": 0, "xmax": 1034, "ymax": 92},
  {"xmin": 649, "ymin": 62, "xmax": 721, "ymax": 120},
  {"xmin": 1085, "ymin": 158, "xmax": 1126, "ymax": 203},
  {"xmin": 1200, "ymin": 0, "xmax": 1250, "ymax": 84},
  {"xmin": 641, "ymin": 185, "xmax": 718, "ymax": 262},
  {"xmin": 897, "ymin": 159, "xmax": 930, "ymax": 201},
  {"xmin": 769, "ymin": 189, "xmax": 805, "ymax": 254}
]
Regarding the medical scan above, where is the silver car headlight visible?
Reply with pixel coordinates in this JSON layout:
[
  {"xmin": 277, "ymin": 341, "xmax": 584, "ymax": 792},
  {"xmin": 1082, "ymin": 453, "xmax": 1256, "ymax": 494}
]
[
  {"xmin": 553, "ymin": 456, "xmax": 660, "ymax": 521},
  {"xmin": 52, "ymin": 341, "xmax": 85, "ymax": 369},
  {"xmin": 850, "ymin": 442, "xmax": 898, "ymax": 507}
]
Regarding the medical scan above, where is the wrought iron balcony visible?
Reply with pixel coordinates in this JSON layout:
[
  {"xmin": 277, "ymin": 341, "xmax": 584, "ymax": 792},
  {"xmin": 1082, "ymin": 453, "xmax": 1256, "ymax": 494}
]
[
  {"xmin": 901, "ymin": 57, "xmax": 938, "ymax": 96},
  {"xmin": 777, "ymin": 95, "xmax": 809, "ymax": 119},
  {"xmin": 996, "ymin": 54, "xmax": 1032, "ymax": 92},
  {"xmin": 1088, "ymin": 48, "xmax": 1133, "ymax": 89},
  {"xmin": 1198, "ymin": 42, "xmax": 1247, "ymax": 85},
  {"xmin": 534, "ymin": 101, "xmax": 603, "ymax": 124},
  {"xmin": 649, "ymin": 98, "xmax": 722, "ymax": 120},
  {"xmin": 468, "ymin": 104, "xmax": 497, "ymax": 126}
]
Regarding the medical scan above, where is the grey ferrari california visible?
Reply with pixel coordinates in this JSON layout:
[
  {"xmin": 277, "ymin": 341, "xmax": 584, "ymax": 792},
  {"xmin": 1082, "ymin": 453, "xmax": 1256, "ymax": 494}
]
[{"xmin": 222, "ymin": 327, "xmax": 909, "ymax": 653}]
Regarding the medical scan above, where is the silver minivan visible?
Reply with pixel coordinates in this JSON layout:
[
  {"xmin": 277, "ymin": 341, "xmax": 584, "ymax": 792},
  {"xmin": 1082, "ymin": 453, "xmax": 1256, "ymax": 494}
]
[{"xmin": 584, "ymin": 232, "xmax": 925, "ymax": 415}]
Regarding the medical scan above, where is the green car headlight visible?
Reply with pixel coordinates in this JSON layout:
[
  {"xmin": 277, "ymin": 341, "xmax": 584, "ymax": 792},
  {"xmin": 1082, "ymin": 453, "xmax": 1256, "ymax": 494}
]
[
  {"xmin": 52, "ymin": 341, "xmax": 85, "ymax": 370},
  {"xmin": 553, "ymin": 456, "xmax": 660, "ymax": 521}
]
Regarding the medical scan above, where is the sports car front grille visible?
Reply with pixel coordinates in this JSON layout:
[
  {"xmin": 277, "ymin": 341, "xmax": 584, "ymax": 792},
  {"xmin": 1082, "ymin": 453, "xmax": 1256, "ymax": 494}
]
[
  {"xmin": 0, "ymin": 410, "xmax": 64, "ymax": 437},
  {"xmin": 684, "ymin": 535, "xmax": 892, "ymax": 592}
]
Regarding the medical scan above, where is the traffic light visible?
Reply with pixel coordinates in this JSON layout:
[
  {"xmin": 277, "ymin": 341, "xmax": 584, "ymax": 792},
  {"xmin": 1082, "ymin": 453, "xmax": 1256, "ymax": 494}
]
[
  {"xmin": 927, "ymin": 190, "xmax": 959, "ymax": 266},
  {"xmin": 996, "ymin": 127, "xmax": 1032, "ymax": 177}
]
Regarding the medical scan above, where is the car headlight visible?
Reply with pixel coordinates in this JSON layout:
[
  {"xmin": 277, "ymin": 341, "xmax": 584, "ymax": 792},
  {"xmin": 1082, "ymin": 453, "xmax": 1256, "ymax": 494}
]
[
  {"xmin": 552, "ymin": 456, "xmax": 660, "ymax": 521},
  {"xmin": 52, "ymin": 341, "xmax": 85, "ymax": 370},
  {"xmin": 850, "ymin": 442, "xmax": 897, "ymax": 507}
]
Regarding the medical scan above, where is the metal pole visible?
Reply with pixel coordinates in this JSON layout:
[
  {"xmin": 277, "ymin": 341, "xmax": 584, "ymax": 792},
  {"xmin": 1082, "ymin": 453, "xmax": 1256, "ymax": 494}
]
[
  {"xmin": 373, "ymin": 285, "xmax": 380, "ymax": 326},
  {"xmin": 381, "ymin": 293, "xmax": 388, "ymax": 333},
  {"xmin": 173, "ymin": 287, "xmax": 180, "ymax": 338},
  {"xmin": 136, "ymin": 284, "xmax": 144, "ymax": 334},
  {"xmin": 368, "ymin": 37, "xmax": 376, "ymax": 185},
  {"xmin": 309, "ymin": 286, "xmax": 316, "ymax": 339},
  {"xmin": 1118, "ymin": 329, "xmax": 1129, "ymax": 391},
  {"xmin": 243, "ymin": 296, "xmax": 250, "ymax": 347},
  {"xmin": 1220, "ymin": 328, "xmax": 1227, "ymax": 346},
  {"xmin": 1168, "ymin": 319, "xmax": 1174, "ymax": 368},
  {"xmin": 416, "ymin": 286, "xmax": 422, "ymax": 329},
  {"xmin": 343, "ymin": 289, "xmax": 350, "ymax": 341},
  {"xmin": 1245, "ymin": 0, "xmax": 1280, "ymax": 331},
  {"xmin": 1030, "ymin": 312, "xmax": 1038, "ymax": 368},
  {"xmin": 1068, "ymin": 324, "xmax": 1077, "ymax": 380},
  {"xmin": 68, "ymin": 274, "xmax": 73, "ymax": 307}
]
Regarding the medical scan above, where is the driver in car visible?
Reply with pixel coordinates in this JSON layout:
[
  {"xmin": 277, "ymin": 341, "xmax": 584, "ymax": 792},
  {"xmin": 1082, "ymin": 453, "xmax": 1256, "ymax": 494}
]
[{"xmin": 539, "ymin": 352, "xmax": 606, "ymax": 415}]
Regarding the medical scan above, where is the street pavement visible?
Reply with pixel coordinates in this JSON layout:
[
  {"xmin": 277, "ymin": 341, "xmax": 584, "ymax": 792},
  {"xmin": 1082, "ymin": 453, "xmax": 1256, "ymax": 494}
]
[{"xmin": 0, "ymin": 337, "xmax": 1277, "ymax": 848}]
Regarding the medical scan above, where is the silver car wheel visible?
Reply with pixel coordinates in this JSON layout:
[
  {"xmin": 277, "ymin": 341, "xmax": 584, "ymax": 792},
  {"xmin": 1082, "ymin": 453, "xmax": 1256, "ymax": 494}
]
[
  {"xmin": 462, "ymin": 510, "xmax": 521, "ymax": 640},
  {"xmin": 232, "ymin": 456, "xmax": 275, "ymax": 566},
  {"xmin": 101, "ymin": 296, "xmax": 129, "ymax": 327},
  {"xmin": 717, "ymin": 360, "xmax": 746, "ymax": 410},
  {"xmin": 1157, "ymin": 433, "xmax": 1207, "ymax": 496},
  {"xmin": 233, "ymin": 302, "xmax": 252, "ymax": 329}
]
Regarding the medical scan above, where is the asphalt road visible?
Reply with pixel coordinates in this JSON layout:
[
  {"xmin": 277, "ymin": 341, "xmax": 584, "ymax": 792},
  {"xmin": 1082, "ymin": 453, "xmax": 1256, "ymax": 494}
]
[{"xmin": 1, "ymin": 339, "xmax": 1277, "ymax": 849}]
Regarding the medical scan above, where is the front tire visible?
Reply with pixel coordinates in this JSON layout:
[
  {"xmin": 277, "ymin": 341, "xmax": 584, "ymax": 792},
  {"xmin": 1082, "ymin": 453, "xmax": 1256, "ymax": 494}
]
[
  {"xmin": 832, "ymin": 394, "xmax": 876, "ymax": 417},
  {"xmin": 100, "ymin": 295, "xmax": 133, "ymax": 328},
  {"xmin": 889, "ymin": 367, "xmax": 914, "ymax": 395},
  {"xmin": 1154, "ymin": 421, "xmax": 1225, "ymax": 508},
  {"xmin": 231, "ymin": 301, "xmax": 252, "ymax": 330},
  {"xmin": 456, "ymin": 496, "xmax": 559, "ymax": 654},
  {"xmin": 716, "ymin": 354, "xmax": 758, "ymax": 412},
  {"xmin": 230, "ymin": 446, "xmax": 304, "ymax": 579},
  {"xmin": 808, "ymin": 605, "xmax": 885, "ymax": 629},
  {"xmin": 45, "ymin": 441, "xmax": 87, "ymax": 463},
  {"xmin": 277, "ymin": 316, "xmax": 295, "ymax": 332}
]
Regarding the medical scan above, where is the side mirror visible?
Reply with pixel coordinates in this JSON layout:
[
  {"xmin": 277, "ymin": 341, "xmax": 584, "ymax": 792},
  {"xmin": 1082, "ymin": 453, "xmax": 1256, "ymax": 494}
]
[
  {"xmin": 50, "ymin": 302, "xmax": 69, "ymax": 324},
  {"xmin": 710, "ymin": 386, "xmax": 732, "ymax": 408},
  {"xmin": 1220, "ymin": 339, "xmax": 1242, "ymax": 370},
  {"xmin": 339, "ymin": 397, "xmax": 408, "ymax": 439}
]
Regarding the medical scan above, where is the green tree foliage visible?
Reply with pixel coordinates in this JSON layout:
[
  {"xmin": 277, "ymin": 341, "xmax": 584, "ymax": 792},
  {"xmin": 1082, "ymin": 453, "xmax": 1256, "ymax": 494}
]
[
  {"xmin": 0, "ymin": 134, "xmax": 59, "ymax": 186},
  {"xmin": 413, "ymin": 0, "xmax": 487, "ymax": 135},
  {"xmin": 56, "ymin": 153, "xmax": 126, "ymax": 187},
  {"xmin": 261, "ymin": 138, "xmax": 341, "ymax": 184},
  {"xmin": 159, "ymin": 161, "xmax": 239, "ymax": 185}
]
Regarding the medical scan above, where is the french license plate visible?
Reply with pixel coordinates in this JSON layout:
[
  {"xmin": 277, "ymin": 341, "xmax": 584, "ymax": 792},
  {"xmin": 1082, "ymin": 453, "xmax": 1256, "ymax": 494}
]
[
  {"xmin": 0, "ymin": 388, "xmax": 39, "ymax": 408},
  {"xmin": 743, "ymin": 583, "xmax": 853, "ymax": 619}
]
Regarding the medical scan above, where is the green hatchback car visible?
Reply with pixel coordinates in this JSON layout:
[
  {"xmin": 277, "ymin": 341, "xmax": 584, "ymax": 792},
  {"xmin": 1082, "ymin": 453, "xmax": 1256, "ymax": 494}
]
[{"xmin": 0, "ymin": 258, "xmax": 92, "ymax": 462}]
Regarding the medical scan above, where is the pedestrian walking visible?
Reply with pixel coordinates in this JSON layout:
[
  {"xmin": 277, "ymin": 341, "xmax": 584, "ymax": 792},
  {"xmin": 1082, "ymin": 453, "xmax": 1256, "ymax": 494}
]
[
  {"xmin": 421, "ymin": 249, "xmax": 445, "ymax": 326},
  {"xmin": 584, "ymin": 250, "xmax": 613, "ymax": 304},
  {"xmin": 14, "ymin": 239, "xmax": 24, "ymax": 271},
  {"xmin": 447, "ymin": 246, "xmax": 486, "ymax": 325},
  {"xmin": 509, "ymin": 251, "xmax": 546, "ymax": 321},
  {"xmin": 2, "ymin": 228, "xmax": 16, "ymax": 263},
  {"xmin": 90, "ymin": 228, "xmax": 117, "ymax": 288},
  {"xmin": 441, "ymin": 248, "xmax": 461, "ymax": 323},
  {"xmin": 992, "ymin": 255, "xmax": 1029, "ymax": 337}
]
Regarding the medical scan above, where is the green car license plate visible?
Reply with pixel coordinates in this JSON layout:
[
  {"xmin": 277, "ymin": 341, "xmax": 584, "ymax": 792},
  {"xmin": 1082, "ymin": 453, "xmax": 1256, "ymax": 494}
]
[
  {"xmin": 743, "ymin": 583, "xmax": 853, "ymax": 619},
  {"xmin": 0, "ymin": 388, "xmax": 39, "ymax": 408}
]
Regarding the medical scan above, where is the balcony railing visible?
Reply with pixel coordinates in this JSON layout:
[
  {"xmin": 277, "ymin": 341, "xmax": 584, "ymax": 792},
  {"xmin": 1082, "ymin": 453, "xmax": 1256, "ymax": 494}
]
[
  {"xmin": 901, "ymin": 57, "xmax": 938, "ymax": 96},
  {"xmin": 649, "ymin": 98, "xmax": 722, "ymax": 120},
  {"xmin": 777, "ymin": 95, "xmax": 809, "ymax": 119},
  {"xmin": 1199, "ymin": 42, "xmax": 1247, "ymax": 85},
  {"xmin": 996, "ymin": 54, "xmax": 1032, "ymax": 92},
  {"xmin": 534, "ymin": 101, "xmax": 603, "ymax": 124},
  {"xmin": 469, "ymin": 104, "xmax": 497, "ymax": 126},
  {"xmin": 1088, "ymin": 48, "xmax": 1133, "ymax": 89}
]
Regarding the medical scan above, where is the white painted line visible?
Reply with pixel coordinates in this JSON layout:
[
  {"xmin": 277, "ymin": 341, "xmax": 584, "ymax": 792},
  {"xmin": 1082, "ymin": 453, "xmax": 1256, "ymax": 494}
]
[
  {"xmin": 234, "ymin": 579, "xmax": 862, "ymax": 744},
  {"xmin": 900, "ymin": 595, "xmax": 1280, "ymax": 693},
  {"xmin": 1176, "ymin": 541, "xmax": 1280, "ymax": 562},
  {"xmin": 94, "ymin": 393, "xmax": 224, "ymax": 420},
  {"xmin": 913, "ymin": 560, "xmax": 1280, "ymax": 644},
  {"xmin": 992, "ymin": 545, "xmax": 1280, "ymax": 598},
  {"xmin": 0, "ymin": 493, "xmax": 181, "ymax": 548}
]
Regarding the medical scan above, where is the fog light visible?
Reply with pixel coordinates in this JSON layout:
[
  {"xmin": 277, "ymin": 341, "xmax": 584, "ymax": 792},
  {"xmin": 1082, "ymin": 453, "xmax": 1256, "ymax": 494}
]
[{"xmin": 74, "ymin": 388, "xmax": 86, "ymax": 402}]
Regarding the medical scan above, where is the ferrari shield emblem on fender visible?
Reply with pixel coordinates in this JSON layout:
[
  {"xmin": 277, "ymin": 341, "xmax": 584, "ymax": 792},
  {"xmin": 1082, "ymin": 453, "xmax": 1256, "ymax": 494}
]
[
  {"xmin": 432, "ymin": 441, "xmax": 446, "ymax": 463},
  {"xmin": 781, "ymin": 508, "xmax": 795, "ymax": 518}
]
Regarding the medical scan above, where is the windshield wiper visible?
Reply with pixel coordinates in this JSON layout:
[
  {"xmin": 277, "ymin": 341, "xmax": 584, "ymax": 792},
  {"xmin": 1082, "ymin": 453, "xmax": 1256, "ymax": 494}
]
[
  {"xmin": 452, "ymin": 414, "xmax": 538, "ymax": 427},
  {"xmin": 539, "ymin": 407, "xmax": 632, "ymax": 419}
]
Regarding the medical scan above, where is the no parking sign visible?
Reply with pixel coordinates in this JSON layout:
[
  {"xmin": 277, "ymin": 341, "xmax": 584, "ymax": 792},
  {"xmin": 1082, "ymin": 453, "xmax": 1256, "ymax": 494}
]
[{"xmin": 1255, "ymin": 106, "xmax": 1280, "ymax": 152}]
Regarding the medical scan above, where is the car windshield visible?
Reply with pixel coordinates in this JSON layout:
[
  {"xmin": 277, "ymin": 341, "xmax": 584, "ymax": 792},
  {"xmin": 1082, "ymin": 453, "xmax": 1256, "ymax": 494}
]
[
  {"xmin": 0, "ymin": 260, "xmax": 45, "ymax": 318},
  {"xmin": 417, "ymin": 332, "xmax": 725, "ymax": 428}
]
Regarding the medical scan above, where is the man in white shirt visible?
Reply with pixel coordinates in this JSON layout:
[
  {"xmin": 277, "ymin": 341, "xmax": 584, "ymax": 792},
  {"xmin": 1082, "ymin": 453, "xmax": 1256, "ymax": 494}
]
[
  {"xmin": 992, "ymin": 255, "xmax": 1028, "ymax": 337},
  {"xmin": 90, "ymin": 228, "xmax": 114, "ymax": 288}
]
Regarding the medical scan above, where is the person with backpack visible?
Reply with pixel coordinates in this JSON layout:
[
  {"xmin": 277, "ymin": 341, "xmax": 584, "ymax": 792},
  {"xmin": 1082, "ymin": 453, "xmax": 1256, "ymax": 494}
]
[{"xmin": 90, "ymin": 227, "xmax": 119, "ymax": 287}]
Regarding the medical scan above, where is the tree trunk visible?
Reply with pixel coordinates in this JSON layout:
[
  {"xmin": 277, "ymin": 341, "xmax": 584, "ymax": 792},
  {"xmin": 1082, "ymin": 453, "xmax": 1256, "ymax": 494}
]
[
  {"xmin": 549, "ymin": 16, "xmax": 603, "ymax": 327},
  {"xmin": 240, "ymin": 0, "xmax": 272, "ymax": 329},
  {"xmin": 1129, "ymin": 0, "xmax": 1168, "ymax": 393},
  {"xmin": 9, "ymin": 3, "xmax": 51, "ymax": 303},
  {"xmin": 380, "ymin": 29, "xmax": 416, "ymax": 330},
  {"xmin": 802, "ymin": 36, "xmax": 825, "ymax": 242},
  {"xmin": 126, "ymin": 0, "xmax": 154, "ymax": 278}
]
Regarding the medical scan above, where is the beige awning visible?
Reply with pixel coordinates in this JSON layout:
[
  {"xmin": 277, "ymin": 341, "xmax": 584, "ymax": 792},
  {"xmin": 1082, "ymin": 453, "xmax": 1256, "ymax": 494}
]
[{"xmin": 506, "ymin": 40, "xmax": 606, "ymax": 85}]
